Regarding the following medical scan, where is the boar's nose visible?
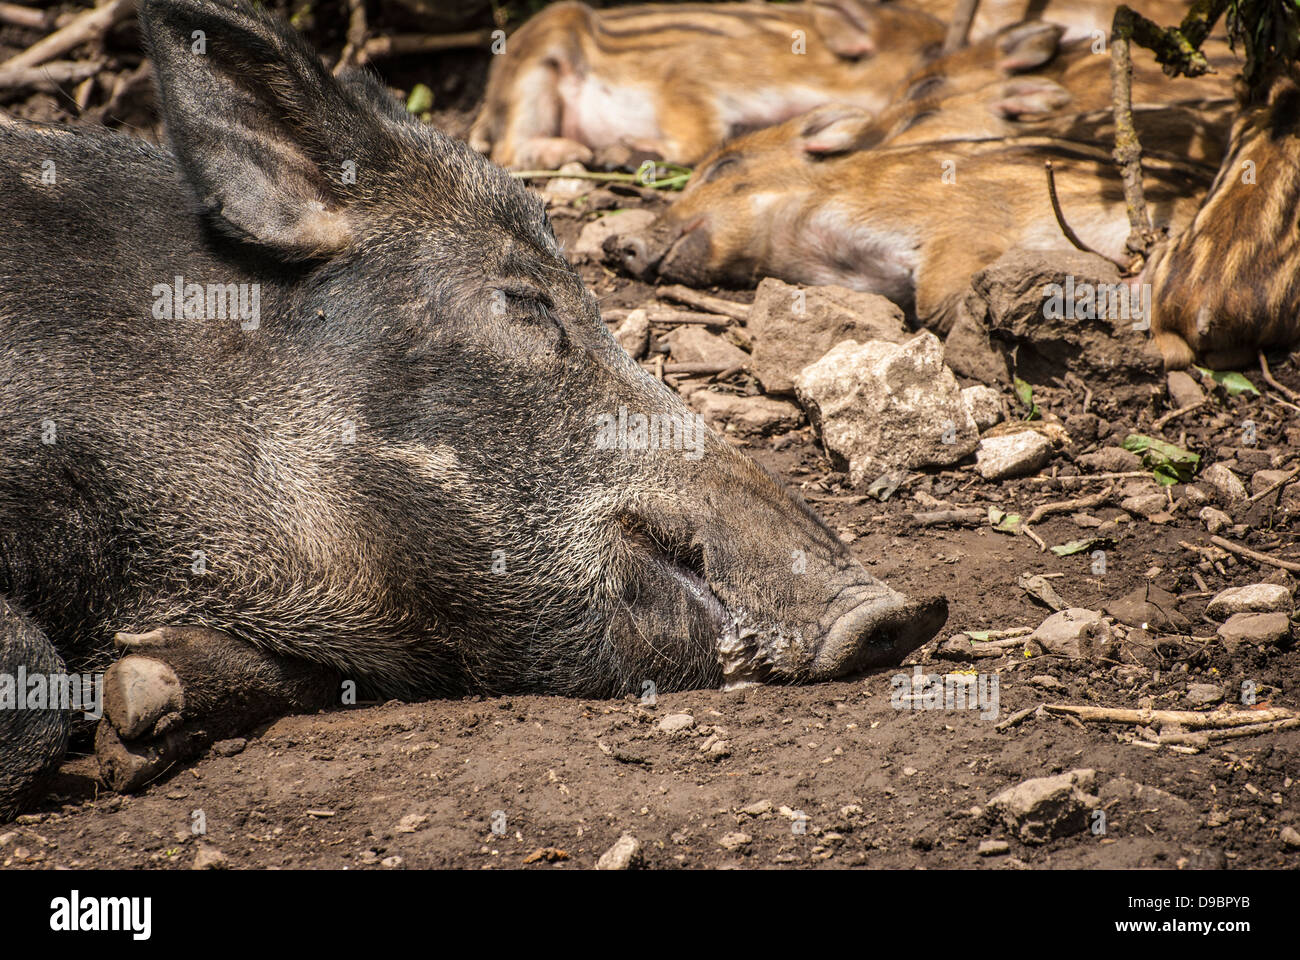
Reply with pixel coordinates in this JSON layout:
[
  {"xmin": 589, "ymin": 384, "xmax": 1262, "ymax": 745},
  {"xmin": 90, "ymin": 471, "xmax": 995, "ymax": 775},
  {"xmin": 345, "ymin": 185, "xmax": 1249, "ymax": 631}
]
[
  {"xmin": 811, "ymin": 590, "xmax": 948, "ymax": 680},
  {"xmin": 602, "ymin": 232, "xmax": 660, "ymax": 279}
]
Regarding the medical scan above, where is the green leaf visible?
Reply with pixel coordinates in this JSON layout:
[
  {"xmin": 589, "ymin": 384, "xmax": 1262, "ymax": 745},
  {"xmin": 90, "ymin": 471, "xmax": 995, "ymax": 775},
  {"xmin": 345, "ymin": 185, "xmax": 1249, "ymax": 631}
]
[
  {"xmin": 1050, "ymin": 537, "xmax": 1109, "ymax": 556},
  {"xmin": 1195, "ymin": 366, "xmax": 1259, "ymax": 396},
  {"xmin": 405, "ymin": 84, "xmax": 434, "ymax": 115},
  {"xmin": 966, "ymin": 630, "xmax": 993, "ymax": 642},
  {"xmin": 988, "ymin": 506, "xmax": 1022, "ymax": 534},
  {"xmin": 1013, "ymin": 377, "xmax": 1041, "ymax": 420},
  {"xmin": 1121, "ymin": 433, "xmax": 1200, "ymax": 485}
]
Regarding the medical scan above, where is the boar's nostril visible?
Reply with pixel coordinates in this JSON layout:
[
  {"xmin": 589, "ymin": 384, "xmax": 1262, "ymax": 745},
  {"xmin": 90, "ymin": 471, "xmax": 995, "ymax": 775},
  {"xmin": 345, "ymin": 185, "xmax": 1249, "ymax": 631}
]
[
  {"xmin": 603, "ymin": 234, "xmax": 653, "ymax": 278},
  {"xmin": 812, "ymin": 592, "xmax": 947, "ymax": 679}
]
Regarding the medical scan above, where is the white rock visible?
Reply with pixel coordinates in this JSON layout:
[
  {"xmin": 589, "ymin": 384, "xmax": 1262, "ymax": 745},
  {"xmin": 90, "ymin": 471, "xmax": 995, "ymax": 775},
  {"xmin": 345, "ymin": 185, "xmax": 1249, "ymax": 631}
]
[
  {"xmin": 1207, "ymin": 583, "xmax": 1293, "ymax": 619},
  {"xmin": 1027, "ymin": 608, "xmax": 1117, "ymax": 659},
  {"xmin": 987, "ymin": 769, "xmax": 1099, "ymax": 843},
  {"xmin": 595, "ymin": 833, "xmax": 641, "ymax": 870},
  {"xmin": 657, "ymin": 713, "xmax": 695, "ymax": 734},
  {"xmin": 794, "ymin": 332, "xmax": 978, "ymax": 484},
  {"xmin": 614, "ymin": 309, "xmax": 650, "ymax": 360},
  {"xmin": 1201, "ymin": 463, "xmax": 1248, "ymax": 504},
  {"xmin": 1199, "ymin": 505, "xmax": 1232, "ymax": 534},
  {"xmin": 961, "ymin": 385, "xmax": 1006, "ymax": 432},
  {"xmin": 975, "ymin": 430, "xmax": 1053, "ymax": 481}
]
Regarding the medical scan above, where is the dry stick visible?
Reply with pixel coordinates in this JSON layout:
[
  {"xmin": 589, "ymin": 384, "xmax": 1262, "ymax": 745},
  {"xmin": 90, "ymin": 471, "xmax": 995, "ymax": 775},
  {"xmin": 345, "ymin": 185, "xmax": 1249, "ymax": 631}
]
[
  {"xmin": 1024, "ymin": 470, "xmax": 1149, "ymax": 483},
  {"xmin": 1246, "ymin": 464, "xmax": 1300, "ymax": 504},
  {"xmin": 1160, "ymin": 718, "xmax": 1300, "ymax": 746},
  {"xmin": 995, "ymin": 704, "xmax": 1041, "ymax": 732},
  {"xmin": 82, "ymin": 58, "xmax": 148, "ymax": 125},
  {"xmin": 1110, "ymin": 6, "xmax": 1158, "ymax": 265},
  {"xmin": 1258, "ymin": 349, "xmax": 1300, "ymax": 403},
  {"xmin": 1208, "ymin": 534, "xmax": 1300, "ymax": 573},
  {"xmin": 333, "ymin": 0, "xmax": 369, "ymax": 76},
  {"xmin": 912, "ymin": 508, "xmax": 986, "ymax": 527},
  {"xmin": 0, "ymin": 2, "xmax": 51, "ymax": 29},
  {"xmin": 1044, "ymin": 161, "xmax": 1127, "ymax": 269},
  {"xmin": 654, "ymin": 362, "xmax": 737, "ymax": 376},
  {"xmin": 1022, "ymin": 526, "xmax": 1047, "ymax": 551},
  {"xmin": 603, "ymin": 307, "xmax": 733, "ymax": 326},
  {"xmin": 657, "ymin": 284, "xmax": 750, "ymax": 322},
  {"xmin": 356, "ymin": 30, "xmax": 494, "ymax": 63},
  {"xmin": 0, "ymin": 58, "xmax": 100, "ymax": 90},
  {"xmin": 1044, "ymin": 704, "xmax": 1295, "ymax": 727},
  {"xmin": 1025, "ymin": 486, "xmax": 1115, "ymax": 525},
  {"xmin": 942, "ymin": 0, "xmax": 979, "ymax": 53},
  {"xmin": 0, "ymin": 0, "xmax": 135, "ymax": 73},
  {"xmin": 1152, "ymin": 399, "xmax": 1206, "ymax": 430}
]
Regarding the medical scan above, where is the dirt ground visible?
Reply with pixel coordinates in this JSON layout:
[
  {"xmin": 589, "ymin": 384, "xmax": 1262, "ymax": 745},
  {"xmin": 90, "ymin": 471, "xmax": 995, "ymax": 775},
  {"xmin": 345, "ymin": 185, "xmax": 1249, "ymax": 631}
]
[{"xmin": 1, "ymin": 2, "xmax": 1297, "ymax": 871}]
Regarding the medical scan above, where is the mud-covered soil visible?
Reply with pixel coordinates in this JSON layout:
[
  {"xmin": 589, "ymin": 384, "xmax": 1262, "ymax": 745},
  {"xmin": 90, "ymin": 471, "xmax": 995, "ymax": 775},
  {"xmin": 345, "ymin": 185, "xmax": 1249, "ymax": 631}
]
[{"xmin": 1, "ymin": 3, "xmax": 1297, "ymax": 871}]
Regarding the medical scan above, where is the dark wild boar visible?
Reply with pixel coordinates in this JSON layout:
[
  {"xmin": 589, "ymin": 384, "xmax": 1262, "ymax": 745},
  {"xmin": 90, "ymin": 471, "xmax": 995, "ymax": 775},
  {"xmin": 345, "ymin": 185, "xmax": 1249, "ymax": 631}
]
[{"xmin": 0, "ymin": 0, "xmax": 946, "ymax": 820}]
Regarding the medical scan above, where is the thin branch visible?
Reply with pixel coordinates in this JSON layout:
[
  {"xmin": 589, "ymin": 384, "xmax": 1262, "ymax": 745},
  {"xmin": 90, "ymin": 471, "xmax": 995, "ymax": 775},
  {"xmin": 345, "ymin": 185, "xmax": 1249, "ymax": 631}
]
[{"xmin": 1044, "ymin": 160, "xmax": 1127, "ymax": 268}]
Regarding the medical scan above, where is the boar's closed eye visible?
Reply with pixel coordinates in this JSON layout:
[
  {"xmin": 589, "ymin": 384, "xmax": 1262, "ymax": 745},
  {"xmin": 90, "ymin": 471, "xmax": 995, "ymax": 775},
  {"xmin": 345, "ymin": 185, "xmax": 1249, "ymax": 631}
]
[{"xmin": 699, "ymin": 155, "xmax": 740, "ymax": 183}]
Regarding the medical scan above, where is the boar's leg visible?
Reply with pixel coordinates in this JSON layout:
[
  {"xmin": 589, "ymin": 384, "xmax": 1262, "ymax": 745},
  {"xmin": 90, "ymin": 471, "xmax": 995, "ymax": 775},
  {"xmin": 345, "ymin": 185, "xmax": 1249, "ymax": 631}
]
[
  {"xmin": 97, "ymin": 626, "xmax": 340, "ymax": 791},
  {"xmin": 0, "ymin": 597, "xmax": 71, "ymax": 822}
]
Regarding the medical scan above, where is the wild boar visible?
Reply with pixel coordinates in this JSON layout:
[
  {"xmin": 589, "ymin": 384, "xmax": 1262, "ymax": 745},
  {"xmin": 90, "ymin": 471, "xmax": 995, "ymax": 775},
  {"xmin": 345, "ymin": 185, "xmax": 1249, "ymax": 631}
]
[
  {"xmin": 0, "ymin": 0, "xmax": 947, "ymax": 819},
  {"xmin": 1145, "ymin": 67, "xmax": 1300, "ymax": 368},
  {"xmin": 468, "ymin": 0, "xmax": 947, "ymax": 168},
  {"xmin": 603, "ymin": 117, "xmax": 1204, "ymax": 331}
]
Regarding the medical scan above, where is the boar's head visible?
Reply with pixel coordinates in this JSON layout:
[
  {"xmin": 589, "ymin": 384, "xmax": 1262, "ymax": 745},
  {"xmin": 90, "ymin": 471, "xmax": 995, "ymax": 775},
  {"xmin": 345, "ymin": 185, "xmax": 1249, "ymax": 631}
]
[{"xmin": 134, "ymin": 0, "xmax": 944, "ymax": 697}]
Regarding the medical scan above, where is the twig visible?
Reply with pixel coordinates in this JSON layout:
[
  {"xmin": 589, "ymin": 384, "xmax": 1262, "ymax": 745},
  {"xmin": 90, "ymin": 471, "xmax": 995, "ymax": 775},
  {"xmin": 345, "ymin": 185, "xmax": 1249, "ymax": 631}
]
[
  {"xmin": 603, "ymin": 307, "xmax": 733, "ymax": 327},
  {"xmin": 942, "ymin": 0, "xmax": 979, "ymax": 53},
  {"xmin": 657, "ymin": 285, "xmax": 750, "ymax": 322},
  {"xmin": 995, "ymin": 704, "xmax": 1042, "ymax": 732},
  {"xmin": 333, "ymin": 0, "xmax": 368, "ymax": 76},
  {"xmin": 0, "ymin": 0, "xmax": 135, "ymax": 73},
  {"xmin": 1022, "ymin": 526, "xmax": 1047, "ymax": 551},
  {"xmin": 652, "ymin": 362, "xmax": 738, "ymax": 376},
  {"xmin": 1209, "ymin": 534, "xmax": 1300, "ymax": 573},
  {"xmin": 1025, "ymin": 486, "xmax": 1115, "ymax": 524},
  {"xmin": 1044, "ymin": 703, "xmax": 1294, "ymax": 727},
  {"xmin": 1024, "ymin": 471, "xmax": 1149, "ymax": 483},
  {"xmin": 911, "ymin": 508, "xmax": 986, "ymax": 527},
  {"xmin": 0, "ymin": 58, "xmax": 101, "ymax": 91},
  {"xmin": 709, "ymin": 363, "xmax": 746, "ymax": 383},
  {"xmin": 1044, "ymin": 160, "xmax": 1127, "ymax": 269},
  {"xmin": 0, "ymin": 2, "xmax": 52, "ymax": 30},
  {"xmin": 1246, "ymin": 464, "xmax": 1300, "ymax": 504},
  {"xmin": 1110, "ymin": 6, "xmax": 1159, "ymax": 266},
  {"xmin": 355, "ymin": 30, "xmax": 495, "ymax": 64},
  {"xmin": 1258, "ymin": 349, "xmax": 1300, "ymax": 403},
  {"xmin": 1152, "ymin": 399, "xmax": 1206, "ymax": 430}
]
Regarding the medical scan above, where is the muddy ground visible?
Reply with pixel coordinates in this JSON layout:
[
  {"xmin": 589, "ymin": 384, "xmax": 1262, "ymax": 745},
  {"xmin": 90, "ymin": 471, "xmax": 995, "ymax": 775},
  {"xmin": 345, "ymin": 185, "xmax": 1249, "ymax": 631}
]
[{"xmin": 1, "ymin": 2, "xmax": 1297, "ymax": 870}]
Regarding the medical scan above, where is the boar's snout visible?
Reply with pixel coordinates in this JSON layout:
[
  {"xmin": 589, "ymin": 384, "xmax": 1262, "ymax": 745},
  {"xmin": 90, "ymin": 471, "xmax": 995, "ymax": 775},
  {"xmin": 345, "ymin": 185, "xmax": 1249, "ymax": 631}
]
[
  {"xmin": 811, "ymin": 590, "xmax": 948, "ymax": 680},
  {"xmin": 601, "ymin": 216, "xmax": 712, "ymax": 283}
]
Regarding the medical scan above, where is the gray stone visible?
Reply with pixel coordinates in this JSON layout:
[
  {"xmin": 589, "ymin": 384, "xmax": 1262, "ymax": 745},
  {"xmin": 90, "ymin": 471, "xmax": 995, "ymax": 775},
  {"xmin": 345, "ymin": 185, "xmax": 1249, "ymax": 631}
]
[
  {"xmin": 748, "ymin": 277, "xmax": 909, "ymax": 394},
  {"xmin": 1026, "ymin": 608, "xmax": 1117, "ymax": 660},
  {"xmin": 193, "ymin": 845, "xmax": 230, "ymax": 870},
  {"xmin": 665, "ymin": 326, "xmax": 749, "ymax": 368},
  {"xmin": 1166, "ymin": 369, "xmax": 1206, "ymax": 409},
  {"xmin": 1103, "ymin": 585, "xmax": 1190, "ymax": 632},
  {"xmin": 657, "ymin": 713, "xmax": 696, "ymax": 734},
  {"xmin": 1121, "ymin": 492, "xmax": 1169, "ymax": 519},
  {"xmin": 962, "ymin": 385, "xmax": 1006, "ymax": 431},
  {"xmin": 943, "ymin": 298, "xmax": 1010, "ymax": 386},
  {"xmin": 1206, "ymin": 583, "xmax": 1293, "ymax": 619},
  {"xmin": 1201, "ymin": 463, "xmax": 1248, "ymax": 504},
  {"xmin": 978, "ymin": 839, "xmax": 1011, "ymax": 856},
  {"xmin": 1199, "ymin": 506, "xmax": 1233, "ymax": 534},
  {"xmin": 717, "ymin": 831, "xmax": 752, "ymax": 852},
  {"xmin": 1218, "ymin": 612, "xmax": 1291, "ymax": 647},
  {"xmin": 794, "ymin": 332, "xmax": 978, "ymax": 485},
  {"xmin": 987, "ymin": 769, "xmax": 1099, "ymax": 844},
  {"xmin": 595, "ymin": 833, "xmax": 642, "ymax": 870},
  {"xmin": 976, "ymin": 430, "xmax": 1053, "ymax": 481},
  {"xmin": 690, "ymin": 390, "xmax": 802, "ymax": 435},
  {"xmin": 1078, "ymin": 446, "xmax": 1141, "ymax": 472},
  {"xmin": 614, "ymin": 308, "xmax": 650, "ymax": 360},
  {"xmin": 1185, "ymin": 683, "xmax": 1225, "ymax": 706}
]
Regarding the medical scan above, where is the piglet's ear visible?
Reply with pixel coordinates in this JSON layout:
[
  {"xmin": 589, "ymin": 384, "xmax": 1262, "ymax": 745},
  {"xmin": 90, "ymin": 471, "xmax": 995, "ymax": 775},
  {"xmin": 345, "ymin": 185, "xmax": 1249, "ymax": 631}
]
[
  {"xmin": 995, "ymin": 21, "xmax": 1064, "ymax": 73},
  {"xmin": 140, "ymin": 0, "xmax": 367, "ymax": 258},
  {"xmin": 811, "ymin": 1, "xmax": 881, "ymax": 59},
  {"xmin": 990, "ymin": 78, "xmax": 1073, "ymax": 120},
  {"xmin": 798, "ymin": 104, "xmax": 878, "ymax": 155}
]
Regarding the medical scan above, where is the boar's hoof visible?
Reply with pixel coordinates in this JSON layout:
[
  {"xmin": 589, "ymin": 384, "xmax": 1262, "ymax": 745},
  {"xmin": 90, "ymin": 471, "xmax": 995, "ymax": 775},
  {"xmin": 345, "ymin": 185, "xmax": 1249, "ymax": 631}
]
[
  {"xmin": 104, "ymin": 655, "xmax": 185, "ymax": 740},
  {"xmin": 95, "ymin": 720, "xmax": 194, "ymax": 793},
  {"xmin": 813, "ymin": 593, "xmax": 947, "ymax": 679}
]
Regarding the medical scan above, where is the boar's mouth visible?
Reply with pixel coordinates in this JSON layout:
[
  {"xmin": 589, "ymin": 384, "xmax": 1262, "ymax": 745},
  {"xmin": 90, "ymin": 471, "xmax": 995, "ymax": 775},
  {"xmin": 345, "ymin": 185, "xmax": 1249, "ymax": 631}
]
[{"xmin": 615, "ymin": 513, "xmax": 947, "ymax": 689}]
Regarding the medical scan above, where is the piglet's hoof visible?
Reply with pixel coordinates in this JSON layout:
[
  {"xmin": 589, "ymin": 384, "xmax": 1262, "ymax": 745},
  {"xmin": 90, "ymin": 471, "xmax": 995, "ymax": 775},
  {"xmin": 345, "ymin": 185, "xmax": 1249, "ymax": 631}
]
[
  {"xmin": 94, "ymin": 721, "xmax": 192, "ymax": 792},
  {"xmin": 104, "ymin": 654, "xmax": 185, "ymax": 740}
]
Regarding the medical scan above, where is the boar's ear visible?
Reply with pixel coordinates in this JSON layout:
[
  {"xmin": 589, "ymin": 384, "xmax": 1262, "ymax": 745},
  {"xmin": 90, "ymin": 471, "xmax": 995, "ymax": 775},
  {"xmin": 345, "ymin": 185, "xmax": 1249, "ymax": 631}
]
[
  {"xmin": 995, "ymin": 21, "xmax": 1064, "ymax": 74},
  {"xmin": 989, "ymin": 79, "xmax": 1073, "ymax": 120},
  {"xmin": 811, "ymin": 1, "xmax": 882, "ymax": 59},
  {"xmin": 798, "ymin": 104, "xmax": 878, "ymax": 155},
  {"xmin": 140, "ymin": 0, "xmax": 365, "ymax": 258}
]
